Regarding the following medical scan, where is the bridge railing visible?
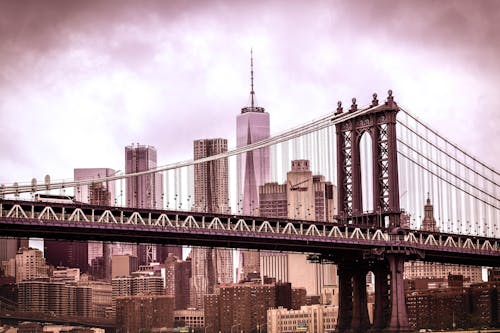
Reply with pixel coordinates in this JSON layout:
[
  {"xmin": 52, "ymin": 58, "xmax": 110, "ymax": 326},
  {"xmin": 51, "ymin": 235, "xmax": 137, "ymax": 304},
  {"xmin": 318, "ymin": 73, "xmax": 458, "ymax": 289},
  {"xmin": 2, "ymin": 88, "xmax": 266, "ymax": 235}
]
[{"xmin": 1, "ymin": 200, "xmax": 498, "ymax": 263}]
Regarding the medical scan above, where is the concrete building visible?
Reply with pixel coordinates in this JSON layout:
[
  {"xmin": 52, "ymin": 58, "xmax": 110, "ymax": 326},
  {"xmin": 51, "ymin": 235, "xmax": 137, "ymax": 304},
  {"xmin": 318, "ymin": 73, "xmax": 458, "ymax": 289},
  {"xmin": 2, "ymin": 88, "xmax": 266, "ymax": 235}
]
[
  {"xmin": 15, "ymin": 247, "xmax": 48, "ymax": 283},
  {"xmin": 78, "ymin": 280, "xmax": 113, "ymax": 319},
  {"xmin": 267, "ymin": 305, "xmax": 338, "ymax": 333},
  {"xmin": 259, "ymin": 160, "xmax": 337, "ymax": 296},
  {"xmin": 191, "ymin": 138, "xmax": 233, "ymax": 309},
  {"xmin": 115, "ymin": 295, "xmax": 174, "ymax": 333},
  {"xmin": 74, "ymin": 167, "xmax": 116, "ymax": 280},
  {"xmin": 111, "ymin": 254, "xmax": 138, "ymax": 278},
  {"xmin": 236, "ymin": 52, "xmax": 271, "ymax": 281},
  {"xmin": 52, "ymin": 267, "xmax": 80, "ymax": 283},
  {"xmin": 18, "ymin": 280, "xmax": 92, "ymax": 317},
  {"xmin": 174, "ymin": 308, "xmax": 205, "ymax": 329},
  {"xmin": 112, "ymin": 275, "xmax": 164, "ymax": 298}
]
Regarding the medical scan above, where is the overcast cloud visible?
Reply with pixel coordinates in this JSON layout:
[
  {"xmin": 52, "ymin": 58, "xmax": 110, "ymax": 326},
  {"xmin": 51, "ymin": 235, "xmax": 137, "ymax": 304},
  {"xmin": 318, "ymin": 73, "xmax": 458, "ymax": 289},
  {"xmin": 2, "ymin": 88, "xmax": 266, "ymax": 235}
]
[{"xmin": 1, "ymin": 0, "xmax": 499, "ymax": 185}]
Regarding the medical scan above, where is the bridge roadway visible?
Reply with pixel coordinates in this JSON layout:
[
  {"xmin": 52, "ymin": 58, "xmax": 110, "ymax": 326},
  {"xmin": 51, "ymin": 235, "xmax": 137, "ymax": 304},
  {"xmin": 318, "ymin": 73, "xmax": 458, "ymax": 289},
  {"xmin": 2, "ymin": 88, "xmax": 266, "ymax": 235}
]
[
  {"xmin": 0, "ymin": 199, "xmax": 498, "ymax": 266},
  {"xmin": 0, "ymin": 311, "xmax": 115, "ymax": 332}
]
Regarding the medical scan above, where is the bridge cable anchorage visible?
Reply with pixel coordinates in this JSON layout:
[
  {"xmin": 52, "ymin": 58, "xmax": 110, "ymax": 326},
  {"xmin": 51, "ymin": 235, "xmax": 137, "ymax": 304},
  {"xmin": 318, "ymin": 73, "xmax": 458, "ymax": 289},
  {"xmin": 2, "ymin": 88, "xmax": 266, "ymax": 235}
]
[{"xmin": 1, "ymin": 102, "xmax": 381, "ymax": 195}]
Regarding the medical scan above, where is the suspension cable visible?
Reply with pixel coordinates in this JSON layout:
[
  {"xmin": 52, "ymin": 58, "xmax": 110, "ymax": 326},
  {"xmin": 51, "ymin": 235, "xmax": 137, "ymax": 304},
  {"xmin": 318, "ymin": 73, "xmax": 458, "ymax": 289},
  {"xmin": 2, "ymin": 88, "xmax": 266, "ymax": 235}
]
[
  {"xmin": 0, "ymin": 103, "xmax": 380, "ymax": 195},
  {"xmin": 397, "ymin": 139, "xmax": 500, "ymax": 205},
  {"xmin": 399, "ymin": 108, "xmax": 500, "ymax": 178},
  {"xmin": 397, "ymin": 150, "xmax": 500, "ymax": 211}
]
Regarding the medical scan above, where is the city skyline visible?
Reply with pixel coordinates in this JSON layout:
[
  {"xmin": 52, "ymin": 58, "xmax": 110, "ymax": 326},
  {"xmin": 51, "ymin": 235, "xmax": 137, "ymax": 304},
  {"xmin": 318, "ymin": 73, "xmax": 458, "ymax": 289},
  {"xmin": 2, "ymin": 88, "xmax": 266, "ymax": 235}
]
[{"xmin": 1, "ymin": 0, "xmax": 500, "ymax": 186}]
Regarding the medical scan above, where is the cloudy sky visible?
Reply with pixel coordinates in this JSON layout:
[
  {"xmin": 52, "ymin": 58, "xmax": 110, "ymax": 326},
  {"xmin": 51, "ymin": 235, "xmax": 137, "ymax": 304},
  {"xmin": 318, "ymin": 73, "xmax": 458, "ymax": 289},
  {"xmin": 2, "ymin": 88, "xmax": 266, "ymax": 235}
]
[{"xmin": 1, "ymin": 0, "xmax": 499, "ymax": 187}]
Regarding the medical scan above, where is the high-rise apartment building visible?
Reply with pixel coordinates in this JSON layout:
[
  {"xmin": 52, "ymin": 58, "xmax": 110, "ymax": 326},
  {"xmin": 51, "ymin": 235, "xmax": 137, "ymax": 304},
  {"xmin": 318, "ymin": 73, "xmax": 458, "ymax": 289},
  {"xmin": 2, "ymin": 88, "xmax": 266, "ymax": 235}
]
[
  {"xmin": 18, "ymin": 280, "xmax": 92, "ymax": 317},
  {"xmin": 204, "ymin": 283, "xmax": 276, "ymax": 333},
  {"xmin": 112, "ymin": 275, "xmax": 164, "ymax": 297},
  {"xmin": 191, "ymin": 138, "xmax": 233, "ymax": 309},
  {"xmin": 259, "ymin": 160, "xmax": 337, "ymax": 296},
  {"xmin": 74, "ymin": 167, "xmax": 116, "ymax": 280},
  {"xmin": 236, "ymin": 51, "xmax": 271, "ymax": 281},
  {"xmin": 116, "ymin": 295, "xmax": 174, "ymax": 333},
  {"xmin": 15, "ymin": 247, "xmax": 49, "ymax": 283}
]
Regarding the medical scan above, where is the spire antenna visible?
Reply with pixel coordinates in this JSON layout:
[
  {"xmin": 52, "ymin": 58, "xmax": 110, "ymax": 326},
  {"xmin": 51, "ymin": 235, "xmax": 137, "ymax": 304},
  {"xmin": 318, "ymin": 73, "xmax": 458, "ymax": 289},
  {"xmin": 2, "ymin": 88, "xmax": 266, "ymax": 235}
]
[{"xmin": 250, "ymin": 48, "xmax": 255, "ymax": 109}]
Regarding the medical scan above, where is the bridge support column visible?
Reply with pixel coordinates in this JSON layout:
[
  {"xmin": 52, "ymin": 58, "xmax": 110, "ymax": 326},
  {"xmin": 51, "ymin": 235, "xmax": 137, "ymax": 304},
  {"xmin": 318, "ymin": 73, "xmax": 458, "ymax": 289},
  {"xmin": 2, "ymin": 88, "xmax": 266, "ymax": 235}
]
[
  {"xmin": 351, "ymin": 266, "xmax": 370, "ymax": 332},
  {"xmin": 373, "ymin": 263, "xmax": 390, "ymax": 330},
  {"xmin": 387, "ymin": 254, "xmax": 409, "ymax": 332},
  {"xmin": 337, "ymin": 263, "xmax": 353, "ymax": 333}
]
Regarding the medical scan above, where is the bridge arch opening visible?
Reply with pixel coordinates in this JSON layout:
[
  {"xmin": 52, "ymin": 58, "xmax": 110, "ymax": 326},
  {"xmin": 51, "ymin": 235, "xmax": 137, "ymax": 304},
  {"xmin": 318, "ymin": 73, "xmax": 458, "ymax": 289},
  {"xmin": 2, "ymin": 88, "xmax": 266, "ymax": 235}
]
[{"xmin": 359, "ymin": 131, "xmax": 374, "ymax": 213}]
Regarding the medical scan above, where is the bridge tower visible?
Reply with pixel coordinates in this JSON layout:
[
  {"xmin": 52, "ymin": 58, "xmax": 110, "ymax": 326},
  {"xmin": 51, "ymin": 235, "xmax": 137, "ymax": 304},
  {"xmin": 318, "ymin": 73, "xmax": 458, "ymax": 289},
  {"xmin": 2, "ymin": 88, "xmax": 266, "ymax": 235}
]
[
  {"xmin": 335, "ymin": 90, "xmax": 400, "ymax": 228},
  {"xmin": 334, "ymin": 91, "xmax": 409, "ymax": 333}
]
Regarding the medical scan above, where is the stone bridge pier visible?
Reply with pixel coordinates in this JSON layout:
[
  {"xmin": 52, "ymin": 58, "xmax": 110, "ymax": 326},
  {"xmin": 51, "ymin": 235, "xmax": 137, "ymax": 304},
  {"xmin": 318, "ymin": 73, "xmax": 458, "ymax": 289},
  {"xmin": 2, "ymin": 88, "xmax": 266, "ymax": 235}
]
[{"xmin": 336, "ymin": 252, "xmax": 410, "ymax": 333}]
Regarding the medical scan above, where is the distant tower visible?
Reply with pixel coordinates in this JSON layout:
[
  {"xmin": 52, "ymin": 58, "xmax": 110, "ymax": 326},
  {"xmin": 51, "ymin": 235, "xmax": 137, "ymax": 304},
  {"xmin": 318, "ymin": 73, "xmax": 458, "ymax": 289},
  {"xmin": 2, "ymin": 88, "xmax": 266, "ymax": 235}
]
[
  {"xmin": 125, "ymin": 144, "xmax": 164, "ymax": 265},
  {"xmin": 74, "ymin": 168, "xmax": 116, "ymax": 280},
  {"xmin": 191, "ymin": 138, "xmax": 233, "ymax": 308},
  {"xmin": 236, "ymin": 50, "xmax": 271, "ymax": 281},
  {"xmin": 421, "ymin": 194, "xmax": 439, "ymax": 232}
]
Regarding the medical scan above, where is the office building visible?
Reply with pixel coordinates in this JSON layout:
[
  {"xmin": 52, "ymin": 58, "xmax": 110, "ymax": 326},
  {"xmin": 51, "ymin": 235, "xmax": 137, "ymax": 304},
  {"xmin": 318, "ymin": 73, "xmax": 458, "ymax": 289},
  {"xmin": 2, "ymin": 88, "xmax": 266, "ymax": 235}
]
[
  {"xmin": 111, "ymin": 254, "xmax": 138, "ymax": 278},
  {"xmin": 191, "ymin": 139, "xmax": 233, "ymax": 309},
  {"xmin": 52, "ymin": 267, "xmax": 80, "ymax": 283},
  {"xmin": 44, "ymin": 239, "xmax": 89, "ymax": 273},
  {"xmin": 115, "ymin": 295, "xmax": 174, "ymax": 333},
  {"xmin": 165, "ymin": 254, "xmax": 191, "ymax": 309},
  {"xmin": 267, "ymin": 304, "xmax": 338, "ymax": 333},
  {"xmin": 259, "ymin": 160, "xmax": 337, "ymax": 296},
  {"xmin": 126, "ymin": 144, "xmax": 176, "ymax": 265},
  {"xmin": 15, "ymin": 247, "xmax": 49, "ymax": 283},
  {"xmin": 74, "ymin": 167, "xmax": 116, "ymax": 280},
  {"xmin": 0, "ymin": 238, "xmax": 25, "ymax": 262},
  {"xmin": 236, "ymin": 51, "xmax": 271, "ymax": 280}
]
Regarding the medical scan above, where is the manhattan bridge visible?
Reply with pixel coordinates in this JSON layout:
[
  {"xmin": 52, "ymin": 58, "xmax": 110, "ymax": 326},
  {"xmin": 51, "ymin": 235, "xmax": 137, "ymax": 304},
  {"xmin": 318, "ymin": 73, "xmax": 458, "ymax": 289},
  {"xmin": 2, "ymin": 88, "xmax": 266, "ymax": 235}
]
[{"xmin": 0, "ymin": 91, "xmax": 499, "ymax": 332}]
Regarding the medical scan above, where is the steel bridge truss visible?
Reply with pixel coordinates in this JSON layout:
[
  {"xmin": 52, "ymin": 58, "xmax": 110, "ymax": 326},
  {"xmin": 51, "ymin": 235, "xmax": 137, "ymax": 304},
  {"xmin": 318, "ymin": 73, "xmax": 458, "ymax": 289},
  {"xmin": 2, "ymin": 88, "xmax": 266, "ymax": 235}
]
[{"xmin": 1, "ymin": 199, "xmax": 498, "ymax": 266}]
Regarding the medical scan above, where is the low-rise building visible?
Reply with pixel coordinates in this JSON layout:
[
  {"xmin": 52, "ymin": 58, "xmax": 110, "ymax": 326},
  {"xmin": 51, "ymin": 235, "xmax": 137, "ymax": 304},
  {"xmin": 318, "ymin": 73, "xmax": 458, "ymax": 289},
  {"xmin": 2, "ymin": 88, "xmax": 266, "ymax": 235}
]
[{"xmin": 267, "ymin": 304, "xmax": 338, "ymax": 333}]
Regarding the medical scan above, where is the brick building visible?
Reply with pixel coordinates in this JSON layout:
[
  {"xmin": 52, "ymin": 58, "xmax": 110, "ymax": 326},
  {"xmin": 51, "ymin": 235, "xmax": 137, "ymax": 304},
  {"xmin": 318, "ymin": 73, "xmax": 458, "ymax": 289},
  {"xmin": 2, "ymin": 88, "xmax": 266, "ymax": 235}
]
[{"xmin": 116, "ymin": 295, "xmax": 174, "ymax": 333}]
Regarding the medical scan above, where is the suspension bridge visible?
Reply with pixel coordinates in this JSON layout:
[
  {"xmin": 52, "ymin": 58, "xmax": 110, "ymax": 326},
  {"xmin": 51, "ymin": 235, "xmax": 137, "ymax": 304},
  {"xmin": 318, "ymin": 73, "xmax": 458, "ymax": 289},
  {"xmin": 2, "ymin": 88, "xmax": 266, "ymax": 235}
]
[{"xmin": 0, "ymin": 91, "xmax": 499, "ymax": 332}]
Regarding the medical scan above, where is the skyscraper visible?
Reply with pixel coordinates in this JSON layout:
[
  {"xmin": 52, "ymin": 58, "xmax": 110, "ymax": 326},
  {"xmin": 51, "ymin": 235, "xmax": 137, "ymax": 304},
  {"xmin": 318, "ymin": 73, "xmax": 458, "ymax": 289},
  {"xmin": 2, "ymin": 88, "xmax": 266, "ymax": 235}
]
[
  {"xmin": 74, "ymin": 167, "xmax": 116, "ymax": 279},
  {"xmin": 125, "ymin": 144, "xmax": 174, "ymax": 265},
  {"xmin": 259, "ymin": 160, "xmax": 337, "ymax": 296},
  {"xmin": 191, "ymin": 138, "xmax": 233, "ymax": 309},
  {"xmin": 236, "ymin": 50, "xmax": 271, "ymax": 281}
]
